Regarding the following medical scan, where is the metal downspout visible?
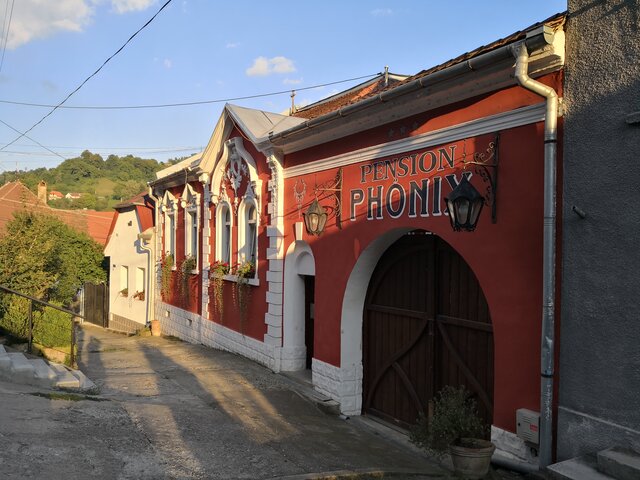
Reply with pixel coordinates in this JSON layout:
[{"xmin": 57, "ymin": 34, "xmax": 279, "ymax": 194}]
[
  {"xmin": 512, "ymin": 42, "xmax": 558, "ymax": 469},
  {"xmin": 146, "ymin": 184, "xmax": 160, "ymax": 323}
]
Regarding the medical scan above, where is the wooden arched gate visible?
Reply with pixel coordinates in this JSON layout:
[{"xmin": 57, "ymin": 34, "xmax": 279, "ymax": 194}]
[{"xmin": 363, "ymin": 232, "xmax": 494, "ymax": 428}]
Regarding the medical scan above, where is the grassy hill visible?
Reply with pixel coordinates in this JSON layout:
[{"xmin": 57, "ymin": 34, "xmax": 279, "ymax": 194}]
[{"xmin": 1, "ymin": 151, "xmax": 192, "ymax": 211}]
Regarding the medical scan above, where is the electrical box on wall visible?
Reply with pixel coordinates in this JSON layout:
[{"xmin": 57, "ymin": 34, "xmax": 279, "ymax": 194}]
[{"xmin": 516, "ymin": 408, "xmax": 540, "ymax": 444}]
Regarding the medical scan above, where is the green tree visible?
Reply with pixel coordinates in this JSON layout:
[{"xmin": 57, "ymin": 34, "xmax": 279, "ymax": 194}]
[{"xmin": 0, "ymin": 211, "xmax": 106, "ymax": 304}]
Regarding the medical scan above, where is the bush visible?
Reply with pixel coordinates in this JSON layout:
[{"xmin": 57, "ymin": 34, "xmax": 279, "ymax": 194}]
[
  {"xmin": 410, "ymin": 385, "xmax": 487, "ymax": 457},
  {"xmin": 0, "ymin": 296, "xmax": 72, "ymax": 350},
  {"xmin": 0, "ymin": 296, "xmax": 30, "ymax": 339},
  {"xmin": 33, "ymin": 305, "xmax": 73, "ymax": 349}
]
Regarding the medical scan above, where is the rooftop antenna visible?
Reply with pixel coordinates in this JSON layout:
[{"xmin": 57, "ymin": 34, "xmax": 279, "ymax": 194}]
[
  {"xmin": 384, "ymin": 66, "xmax": 389, "ymax": 87},
  {"xmin": 290, "ymin": 90, "xmax": 296, "ymax": 115}
]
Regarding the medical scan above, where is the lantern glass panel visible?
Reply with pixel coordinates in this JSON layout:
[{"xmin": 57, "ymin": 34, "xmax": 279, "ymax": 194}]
[
  {"xmin": 317, "ymin": 211, "xmax": 328, "ymax": 233},
  {"xmin": 446, "ymin": 199, "xmax": 456, "ymax": 222},
  {"xmin": 457, "ymin": 198, "xmax": 470, "ymax": 224},
  {"xmin": 469, "ymin": 200, "xmax": 483, "ymax": 226},
  {"xmin": 308, "ymin": 213, "xmax": 319, "ymax": 232}
]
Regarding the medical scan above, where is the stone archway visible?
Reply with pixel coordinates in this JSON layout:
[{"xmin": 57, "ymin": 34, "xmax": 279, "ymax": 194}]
[
  {"xmin": 282, "ymin": 240, "xmax": 316, "ymax": 371},
  {"xmin": 339, "ymin": 228, "xmax": 412, "ymax": 415},
  {"xmin": 339, "ymin": 229, "xmax": 493, "ymax": 423}
]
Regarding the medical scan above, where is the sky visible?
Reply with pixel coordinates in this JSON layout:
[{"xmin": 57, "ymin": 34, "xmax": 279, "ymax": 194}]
[{"xmin": 0, "ymin": 0, "xmax": 566, "ymax": 173}]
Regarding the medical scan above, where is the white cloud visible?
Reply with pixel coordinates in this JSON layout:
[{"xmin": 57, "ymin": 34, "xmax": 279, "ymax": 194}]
[
  {"xmin": 6, "ymin": 0, "xmax": 157, "ymax": 50},
  {"xmin": 371, "ymin": 8, "xmax": 393, "ymax": 17},
  {"xmin": 283, "ymin": 77, "xmax": 302, "ymax": 85},
  {"xmin": 163, "ymin": 58, "xmax": 172, "ymax": 69},
  {"xmin": 246, "ymin": 56, "xmax": 296, "ymax": 77},
  {"xmin": 8, "ymin": 0, "xmax": 94, "ymax": 49},
  {"xmin": 111, "ymin": 0, "xmax": 157, "ymax": 14},
  {"xmin": 226, "ymin": 42, "xmax": 240, "ymax": 49}
]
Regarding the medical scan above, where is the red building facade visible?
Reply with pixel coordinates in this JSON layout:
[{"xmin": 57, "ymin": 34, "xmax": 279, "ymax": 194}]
[{"xmin": 151, "ymin": 15, "xmax": 565, "ymax": 465}]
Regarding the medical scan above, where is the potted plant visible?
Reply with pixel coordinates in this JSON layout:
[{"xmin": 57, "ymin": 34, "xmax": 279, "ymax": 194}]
[
  {"xmin": 233, "ymin": 261, "xmax": 255, "ymax": 332},
  {"xmin": 179, "ymin": 255, "xmax": 197, "ymax": 306},
  {"xmin": 133, "ymin": 290, "xmax": 145, "ymax": 301},
  {"xmin": 160, "ymin": 253, "xmax": 174, "ymax": 301},
  {"xmin": 119, "ymin": 287, "xmax": 128, "ymax": 297},
  {"xmin": 150, "ymin": 319, "xmax": 161, "ymax": 337},
  {"xmin": 209, "ymin": 260, "xmax": 230, "ymax": 319},
  {"xmin": 410, "ymin": 385, "xmax": 495, "ymax": 479}
]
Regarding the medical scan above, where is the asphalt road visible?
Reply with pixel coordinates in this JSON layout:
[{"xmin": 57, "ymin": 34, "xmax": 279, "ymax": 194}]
[{"xmin": 0, "ymin": 324, "xmax": 447, "ymax": 479}]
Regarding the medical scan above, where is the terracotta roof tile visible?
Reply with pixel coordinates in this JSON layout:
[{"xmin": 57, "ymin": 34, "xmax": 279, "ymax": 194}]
[
  {"xmin": 0, "ymin": 181, "xmax": 114, "ymax": 245},
  {"xmin": 292, "ymin": 75, "xmax": 406, "ymax": 120}
]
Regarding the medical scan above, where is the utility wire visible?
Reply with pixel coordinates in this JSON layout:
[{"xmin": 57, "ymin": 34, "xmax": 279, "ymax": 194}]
[
  {"xmin": 0, "ymin": 147, "xmax": 202, "ymax": 157},
  {"xmin": 0, "ymin": 73, "xmax": 380, "ymax": 110},
  {"xmin": 0, "ymin": 0, "xmax": 173, "ymax": 152},
  {"xmin": 0, "ymin": 0, "xmax": 15, "ymax": 74},
  {"xmin": 0, "ymin": 118, "xmax": 66, "ymax": 159},
  {"xmin": 2, "ymin": 143, "xmax": 203, "ymax": 152}
]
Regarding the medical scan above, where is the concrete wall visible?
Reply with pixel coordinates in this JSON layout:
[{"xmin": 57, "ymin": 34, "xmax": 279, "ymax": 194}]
[{"xmin": 559, "ymin": 0, "xmax": 640, "ymax": 460}]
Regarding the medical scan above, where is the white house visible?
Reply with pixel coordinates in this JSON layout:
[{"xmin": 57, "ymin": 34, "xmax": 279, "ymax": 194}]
[{"xmin": 104, "ymin": 192, "xmax": 155, "ymax": 333}]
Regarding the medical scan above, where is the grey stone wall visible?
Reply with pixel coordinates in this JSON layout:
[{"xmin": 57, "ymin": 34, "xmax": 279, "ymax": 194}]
[
  {"xmin": 559, "ymin": 0, "xmax": 640, "ymax": 460},
  {"xmin": 109, "ymin": 313, "xmax": 144, "ymax": 334}
]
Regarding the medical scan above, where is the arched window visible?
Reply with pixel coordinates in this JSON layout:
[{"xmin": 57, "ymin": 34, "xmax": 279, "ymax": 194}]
[
  {"xmin": 210, "ymin": 137, "xmax": 262, "ymax": 283},
  {"xmin": 216, "ymin": 202, "xmax": 232, "ymax": 265},
  {"xmin": 246, "ymin": 204, "xmax": 257, "ymax": 263},
  {"xmin": 181, "ymin": 183, "xmax": 200, "ymax": 267},
  {"xmin": 162, "ymin": 190, "xmax": 177, "ymax": 258},
  {"xmin": 238, "ymin": 199, "xmax": 258, "ymax": 268}
]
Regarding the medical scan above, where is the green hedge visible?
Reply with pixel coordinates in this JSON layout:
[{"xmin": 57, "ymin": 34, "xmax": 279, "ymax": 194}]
[{"xmin": 0, "ymin": 296, "xmax": 73, "ymax": 349}]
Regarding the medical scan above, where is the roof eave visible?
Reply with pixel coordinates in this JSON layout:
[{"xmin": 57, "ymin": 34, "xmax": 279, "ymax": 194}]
[{"xmin": 269, "ymin": 21, "xmax": 564, "ymax": 154}]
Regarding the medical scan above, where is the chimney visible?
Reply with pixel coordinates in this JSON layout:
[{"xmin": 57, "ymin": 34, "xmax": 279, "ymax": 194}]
[{"xmin": 37, "ymin": 180, "xmax": 47, "ymax": 204}]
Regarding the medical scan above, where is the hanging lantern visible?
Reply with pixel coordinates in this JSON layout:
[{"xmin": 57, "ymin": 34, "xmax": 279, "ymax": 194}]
[
  {"xmin": 303, "ymin": 198, "xmax": 328, "ymax": 235},
  {"xmin": 445, "ymin": 176, "xmax": 485, "ymax": 232}
]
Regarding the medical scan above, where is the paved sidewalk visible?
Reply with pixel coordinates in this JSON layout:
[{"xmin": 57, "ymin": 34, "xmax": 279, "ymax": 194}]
[{"xmin": 0, "ymin": 324, "xmax": 447, "ymax": 479}]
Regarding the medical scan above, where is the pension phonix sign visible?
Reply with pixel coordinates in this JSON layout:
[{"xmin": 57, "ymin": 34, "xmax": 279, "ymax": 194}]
[{"xmin": 349, "ymin": 144, "xmax": 472, "ymax": 222}]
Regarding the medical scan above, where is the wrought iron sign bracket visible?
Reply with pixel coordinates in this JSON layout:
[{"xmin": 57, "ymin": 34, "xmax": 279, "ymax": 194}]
[
  {"xmin": 462, "ymin": 133, "xmax": 500, "ymax": 224},
  {"xmin": 313, "ymin": 168, "xmax": 343, "ymax": 230}
]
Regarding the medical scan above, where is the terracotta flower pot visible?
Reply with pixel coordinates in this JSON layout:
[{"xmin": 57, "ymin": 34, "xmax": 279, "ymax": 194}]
[
  {"xmin": 449, "ymin": 438, "xmax": 495, "ymax": 479},
  {"xmin": 150, "ymin": 319, "xmax": 161, "ymax": 337}
]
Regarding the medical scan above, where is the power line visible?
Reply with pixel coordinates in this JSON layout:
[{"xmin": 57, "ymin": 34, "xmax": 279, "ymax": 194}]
[
  {"xmin": 0, "ymin": 118, "xmax": 65, "ymax": 159},
  {"xmin": 0, "ymin": 0, "xmax": 173, "ymax": 152},
  {"xmin": 0, "ymin": 73, "xmax": 380, "ymax": 110},
  {"xmin": 0, "ymin": 0, "xmax": 15, "ymax": 75},
  {"xmin": 2, "ymin": 143, "xmax": 203, "ymax": 152},
  {"xmin": 0, "ymin": 147, "xmax": 202, "ymax": 157}
]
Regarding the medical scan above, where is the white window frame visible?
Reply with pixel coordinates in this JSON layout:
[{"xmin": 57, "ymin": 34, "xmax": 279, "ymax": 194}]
[
  {"xmin": 120, "ymin": 265, "xmax": 129, "ymax": 296},
  {"xmin": 210, "ymin": 137, "xmax": 262, "ymax": 285},
  {"xmin": 135, "ymin": 267, "xmax": 145, "ymax": 300},
  {"xmin": 162, "ymin": 190, "xmax": 177, "ymax": 261},
  {"xmin": 238, "ymin": 197, "xmax": 258, "ymax": 268},
  {"xmin": 215, "ymin": 201, "xmax": 233, "ymax": 267},
  {"xmin": 181, "ymin": 183, "xmax": 200, "ymax": 271}
]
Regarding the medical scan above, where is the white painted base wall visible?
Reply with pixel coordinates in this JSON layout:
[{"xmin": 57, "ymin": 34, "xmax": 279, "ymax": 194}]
[
  {"xmin": 156, "ymin": 301, "xmax": 317, "ymax": 376},
  {"xmin": 491, "ymin": 425, "xmax": 539, "ymax": 467},
  {"xmin": 312, "ymin": 358, "xmax": 363, "ymax": 416}
]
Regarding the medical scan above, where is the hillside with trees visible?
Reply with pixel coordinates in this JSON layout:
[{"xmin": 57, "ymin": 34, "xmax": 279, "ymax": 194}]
[{"xmin": 0, "ymin": 150, "xmax": 191, "ymax": 211}]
